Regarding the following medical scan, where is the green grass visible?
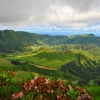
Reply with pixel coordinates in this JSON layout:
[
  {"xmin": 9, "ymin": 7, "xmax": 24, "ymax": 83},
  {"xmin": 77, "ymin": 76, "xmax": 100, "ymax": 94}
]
[
  {"xmin": 32, "ymin": 51, "xmax": 77, "ymax": 69},
  {"xmin": 31, "ymin": 57, "xmax": 70, "ymax": 69},
  {"xmin": 8, "ymin": 51, "xmax": 77, "ymax": 69},
  {"xmin": 16, "ymin": 55, "xmax": 64, "ymax": 69},
  {"xmin": 16, "ymin": 71, "xmax": 32, "ymax": 80},
  {"xmin": 0, "ymin": 57, "xmax": 14, "ymax": 67},
  {"xmin": 6, "ymin": 49, "xmax": 97, "ymax": 70},
  {"xmin": 35, "ymin": 51, "xmax": 77, "ymax": 61},
  {"xmin": 16, "ymin": 71, "xmax": 55, "ymax": 81}
]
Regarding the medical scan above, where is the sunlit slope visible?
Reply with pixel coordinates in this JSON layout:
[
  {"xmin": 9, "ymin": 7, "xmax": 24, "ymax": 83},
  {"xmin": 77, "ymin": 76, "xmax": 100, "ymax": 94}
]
[
  {"xmin": 14, "ymin": 50, "xmax": 77, "ymax": 69},
  {"xmin": 32, "ymin": 50, "xmax": 100, "ymax": 81},
  {"xmin": 0, "ymin": 57, "xmax": 21, "ymax": 71},
  {"xmin": 5, "ymin": 48, "xmax": 100, "ymax": 83},
  {"xmin": 0, "ymin": 57, "xmax": 13, "ymax": 68},
  {"xmin": 13, "ymin": 49, "xmax": 98, "ymax": 69}
]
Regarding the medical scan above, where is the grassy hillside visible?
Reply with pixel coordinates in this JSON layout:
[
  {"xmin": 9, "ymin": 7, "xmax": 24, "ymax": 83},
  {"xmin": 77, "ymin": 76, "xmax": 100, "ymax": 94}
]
[
  {"xmin": 0, "ymin": 30, "xmax": 68, "ymax": 52},
  {"xmin": 0, "ymin": 56, "xmax": 22, "ymax": 71},
  {"xmin": 10, "ymin": 50, "xmax": 78, "ymax": 69},
  {"xmin": 0, "ymin": 30, "xmax": 100, "ymax": 53},
  {"xmin": 0, "ymin": 57, "xmax": 12, "ymax": 67},
  {"xmin": 1, "ymin": 30, "xmax": 100, "ymax": 84},
  {"xmin": 33, "ymin": 50, "xmax": 100, "ymax": 83},
  {"xmin": 5, "ymin": 47, "xmax": 100, "ymax": 85},
  {"xmin": 0, "ymin": 30, "xmax": 39, "ymax": 52}
]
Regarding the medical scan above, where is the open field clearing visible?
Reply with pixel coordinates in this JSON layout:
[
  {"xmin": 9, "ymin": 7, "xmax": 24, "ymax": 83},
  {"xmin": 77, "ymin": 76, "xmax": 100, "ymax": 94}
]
[
  {"xmin": 9, "ymin": 54, "xmax": 74, "ymax": 69},
  {"xmin": 0, "ymin": 57, "xmax": 14, "ymax": 67},
  {"xmin": 16, "ymin": 71, "xmax": 55, "ymax": 81},
  {"xmin": 16, "ymin": 71, "xmax": 32, "ymax": 80}
]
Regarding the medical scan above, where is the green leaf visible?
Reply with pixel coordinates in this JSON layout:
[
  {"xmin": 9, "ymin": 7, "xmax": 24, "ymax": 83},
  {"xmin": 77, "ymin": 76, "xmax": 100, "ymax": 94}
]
[
  {"xmin": 67, "ymin": 85, "xmax": 79, "ymax": 99},
  {"xmin": 68, "ymin": 85, "xmax": 74, "ymax": 94},
  {"xmin": 11, "ymin": 78, "xmax": 17, "ymax": 83},
  {"xmin": 31, "ymin": 72, "xmax": 38, "ymax": 78},
  {"xmin": 74, "ymin": 91, "xmax": 79, "ymax": 98}
]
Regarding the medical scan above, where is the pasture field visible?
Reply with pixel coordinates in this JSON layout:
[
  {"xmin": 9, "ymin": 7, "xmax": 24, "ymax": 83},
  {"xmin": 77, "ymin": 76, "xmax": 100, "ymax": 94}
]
[
  {"xmin": 0, "ymin": 57, "xmax": 14, "ymax": 68},
  {"xmin": 8, "ymin": 51, "xmax": 77, "ymax": 69},
  {"xmin": 16, "ymin": 71, "xmax": 32, "ymax": 80},
  {"xmin": 16, "ymin": 71, "xmax": 54, "ymax": 81},
  {"xmin": 30, "ymin": 58, "xmax": 67, "ymax": 69}
]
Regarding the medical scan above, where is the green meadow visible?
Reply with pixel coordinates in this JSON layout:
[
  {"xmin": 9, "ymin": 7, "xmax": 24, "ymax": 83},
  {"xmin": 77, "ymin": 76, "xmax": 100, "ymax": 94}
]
[
  {"xmin": 0, "ymin": 57, "xmax": 14, "ymax": 68},
  {"xmin": 1, "ymin": 45, "xmax": 100, "ymax": 84},
  {"xmin": 8, "ymin": 50, "xmax": 77, "ymax": 69},
  {"xmin": 16, "ymin": 71, "xmax": 32, "ymax": 80}
]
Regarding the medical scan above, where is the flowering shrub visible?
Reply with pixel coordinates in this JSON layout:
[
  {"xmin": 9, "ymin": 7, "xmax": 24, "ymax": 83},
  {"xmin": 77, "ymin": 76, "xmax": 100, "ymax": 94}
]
[
  {"xmin": 0, "ymin": 71, "xmax": 23, "ymax": 99},
  {"xmin": 12, "ymin": 76, "xmax": 92, "ymax": 100},
  {"xmin": 0, "ymin": 71, "xmax": 94, "ymax": 100}
]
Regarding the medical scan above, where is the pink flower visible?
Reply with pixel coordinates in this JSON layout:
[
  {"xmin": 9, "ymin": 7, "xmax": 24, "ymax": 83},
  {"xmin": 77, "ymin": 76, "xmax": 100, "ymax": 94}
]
[{"xmin": 12, "ymin": 92, "xmax": 24, "ymax": 99}]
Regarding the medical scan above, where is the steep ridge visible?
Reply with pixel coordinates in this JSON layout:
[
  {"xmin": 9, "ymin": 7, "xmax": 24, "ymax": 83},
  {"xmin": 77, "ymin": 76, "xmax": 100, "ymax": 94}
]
[{"xmin": 61, "ymin": 53, "xmax": 100, "ymax": 83}]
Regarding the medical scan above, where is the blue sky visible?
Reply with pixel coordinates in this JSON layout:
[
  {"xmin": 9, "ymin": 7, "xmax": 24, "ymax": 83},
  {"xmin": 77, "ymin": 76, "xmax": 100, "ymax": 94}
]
[
  {"xmin": 0, "ymin": 0, "xmax": 100, "ymax": 36},
  {"xmin": 25, "ymin": 30, "xmax": 100, "ymax": 36}
]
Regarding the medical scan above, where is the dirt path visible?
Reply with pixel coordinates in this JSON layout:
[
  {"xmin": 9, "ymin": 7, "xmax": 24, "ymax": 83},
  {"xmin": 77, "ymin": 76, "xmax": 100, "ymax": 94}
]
[{"xmin": 30, "ymin": 63, "xmax": 58, "ymax": 70}]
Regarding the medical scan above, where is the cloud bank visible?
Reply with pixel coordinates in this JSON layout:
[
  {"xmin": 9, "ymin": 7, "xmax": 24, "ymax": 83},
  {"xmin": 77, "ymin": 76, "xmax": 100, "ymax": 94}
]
[{"xmin": 0, "ymin": 0, "xmax": 100, "ymax": 33}]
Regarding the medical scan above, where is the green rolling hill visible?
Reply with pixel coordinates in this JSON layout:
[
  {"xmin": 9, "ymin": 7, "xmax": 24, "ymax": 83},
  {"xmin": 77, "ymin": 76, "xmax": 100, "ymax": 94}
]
[
  {"xmin": 5, "ymin": 48, "xmax": 100, "ymax": 84},
  {"xmin": 0, "ymin": 30, "xmax": 100, "ymax": 52},
  {"xmin": 0, "ymin": 30, "xmax": 100, "ymax": 84}
]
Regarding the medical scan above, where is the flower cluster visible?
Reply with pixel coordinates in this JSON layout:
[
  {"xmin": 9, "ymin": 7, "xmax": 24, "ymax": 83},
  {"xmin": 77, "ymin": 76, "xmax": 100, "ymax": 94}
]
[
  {"xmin": 12, "ymin": 76, "xmax": 92, "ymax": 100},
  {"xmin": 57, "ymin": 94, "xmax": 72, "ymax": 100},
  {"xmin": 12, "ymin": 77, "xmax": 70, "ymax": 99},
  {"xmin": 23, "ymin": 77, "xmax": 50, "ymax": 92},
  {"xmin": 22, "ymin": 77, "xmax": 68, "ymax": 94},
  {"xmin": 77, "ymin": 94, "xmax": 92, "ymax": 100},
  {"xmin": 12, "ymin": 92, "xmax": 24, "ymax": 100},
  {"xmin": 9, "ymin": 71, "xmax": 16, "ymax": 77},
  {"xmin": 71, "ymin": 86, "xmax": 92, "ymax": 100}
]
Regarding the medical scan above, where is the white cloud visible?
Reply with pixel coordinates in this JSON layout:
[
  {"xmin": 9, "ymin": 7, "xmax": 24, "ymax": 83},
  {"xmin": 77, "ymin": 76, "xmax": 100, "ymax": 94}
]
[{"xmin": 0, "ymin": 0, "xmax": 100, "ymax": 32}]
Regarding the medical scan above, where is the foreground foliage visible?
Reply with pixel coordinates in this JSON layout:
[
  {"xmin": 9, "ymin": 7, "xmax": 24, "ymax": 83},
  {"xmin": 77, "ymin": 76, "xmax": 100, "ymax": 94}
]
[{"xmin": 1, "ymin": 71, "xmax": 100, "ymax": 100}]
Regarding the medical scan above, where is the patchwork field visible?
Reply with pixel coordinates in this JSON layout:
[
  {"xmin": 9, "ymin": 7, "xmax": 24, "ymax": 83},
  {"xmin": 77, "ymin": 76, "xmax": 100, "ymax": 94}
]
[{"xmin": 9, "ymin": 51, "xmax": 77, "ymax": 69}]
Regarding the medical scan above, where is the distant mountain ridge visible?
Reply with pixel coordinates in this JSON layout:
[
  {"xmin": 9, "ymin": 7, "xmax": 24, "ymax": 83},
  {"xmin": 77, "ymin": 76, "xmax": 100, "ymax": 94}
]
[
  {"xmin": 0, "ymin": 30, "xmax": 100, "ymax": 52},
  {"xmin": 69, "ymin": 34, "xmax": 96, "ymax": 38}
]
